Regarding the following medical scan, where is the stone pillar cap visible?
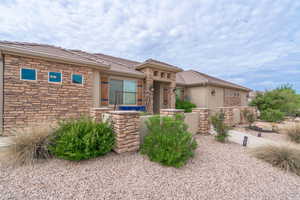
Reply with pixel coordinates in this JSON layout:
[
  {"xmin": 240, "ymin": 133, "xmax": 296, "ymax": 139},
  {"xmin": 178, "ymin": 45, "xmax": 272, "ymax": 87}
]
[{"xmin": 108, "ymin": 111, "xmax": 140, "ymax": 114}]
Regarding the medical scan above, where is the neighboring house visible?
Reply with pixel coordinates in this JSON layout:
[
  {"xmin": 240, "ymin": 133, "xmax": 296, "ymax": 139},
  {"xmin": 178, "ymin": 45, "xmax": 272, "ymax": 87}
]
[
  {"xmin": 0, "ymin": 41, "xmax": 251, "ymax": 135},
  {"xmin": 176, "ymin": 70, "xmax": 251, "ymax": 110}
]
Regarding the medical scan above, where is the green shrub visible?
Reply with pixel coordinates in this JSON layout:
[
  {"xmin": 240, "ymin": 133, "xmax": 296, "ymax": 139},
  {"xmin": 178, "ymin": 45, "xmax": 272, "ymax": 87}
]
[
  {"xmin": 252, "ymin": 145, "xmax": 300, "ymax": 176},
  {"xmin": 49, "ymin": 118, "xmax": 114, "ymax": 161},
  {"xmin": 141, "ymin": 114, "xmax": 197, "ymax": 168},
  {"xmin": 250, "ymin": 84, "xmax": 300, "ymax": 116},
  {"xmin": 260, "ymin": 109, "xmax": 284, "ymax": 122},
  {"xmin": 210, "ymin": 113, "xmax": 230, "ymax": 142},
  {"xmin": 176, "ymin": 98, "xmax": 196, "ymax": 113},
  {"xmin": 0, "ymin": 124, "xmax": 54, "ymax": 166},
  {"xmin": 284, "ymin": 124, "xmax": 300, "ymax": 144}
]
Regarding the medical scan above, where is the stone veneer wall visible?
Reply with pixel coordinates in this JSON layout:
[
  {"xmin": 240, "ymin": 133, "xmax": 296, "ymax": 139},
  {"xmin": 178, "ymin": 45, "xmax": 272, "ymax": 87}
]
[
  {"xmin": 3, "ymin": 55, "xmax": 94, "ymax": 135},
  {"xmin": 160, "ymin": 109, "xmax": 184, "ymax": 116},
  {"xmin": 192, "ymin": 108, "xmax": 210, "ymax": 134},
  {"xmin": 224, "ymin": 88, "xmax": 242, "ymax": 107},
  {"xmin": 90, "ymin": 107, "xmax": 113, "ymax": 122},
  {"xmin": 216, "ymin": 107, "xmax": 234, "ymax": 127},
  {"xmin": 107, "ymin": 111, "xmax": 140, "ymax": 153}
]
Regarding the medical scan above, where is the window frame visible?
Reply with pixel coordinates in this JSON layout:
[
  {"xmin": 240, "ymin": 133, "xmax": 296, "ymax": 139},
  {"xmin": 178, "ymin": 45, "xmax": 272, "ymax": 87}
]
[
  {"xmin": 48, "ymin": 71, "xmax": 63, "ymax": 84},
  {"xmin": 108, "ymin": 77, "xmax": 138, "ymax": 106},
  {"xmin": 71, "ymin": 73, "xmax": 84, "ymax": 85},
  {"xmin": 20, "ymin": 68, "xmax": 37, "ymax": 82}
]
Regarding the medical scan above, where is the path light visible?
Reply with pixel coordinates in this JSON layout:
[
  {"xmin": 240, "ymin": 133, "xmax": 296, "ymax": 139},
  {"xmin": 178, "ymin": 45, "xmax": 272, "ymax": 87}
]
[
  {"xmin": 258, "ymin": 128, "xmax": 262, "ymax": 137},
  {"xmin": 243, "ymin": 136, "xmax": 248, "ymax": 147}
]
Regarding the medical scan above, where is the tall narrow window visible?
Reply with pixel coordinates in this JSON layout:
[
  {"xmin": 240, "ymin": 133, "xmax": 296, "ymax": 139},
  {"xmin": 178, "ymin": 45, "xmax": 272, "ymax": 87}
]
[
  {"xmin": 48, "ymin": 72, "xmax": 62, "ymax": 83},
  {"xmin": 124, "ymin": 80, "xmax": 136, "ymax": 105},
  {"xmin": 21, "ymin": 68, "xmax": 37, "ymax": 81}
]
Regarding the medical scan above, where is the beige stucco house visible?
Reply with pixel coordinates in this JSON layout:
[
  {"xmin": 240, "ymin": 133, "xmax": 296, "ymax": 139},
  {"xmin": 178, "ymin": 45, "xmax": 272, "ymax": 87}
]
[{"xmin": 0, "ymin": 41, "xmax": 251, "ymax": 135}]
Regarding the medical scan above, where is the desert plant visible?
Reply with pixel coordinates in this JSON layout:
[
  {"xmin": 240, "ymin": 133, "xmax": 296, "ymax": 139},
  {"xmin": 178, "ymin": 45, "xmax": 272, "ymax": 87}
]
[
  {"xmin": 284, "ymin": 124, "xmax": 300, "ymax": 144},
  {"xmin": 260, "ymin": 109, "xmax": 284, "ymax": 122},
  {"xmin": 0, "ymin": 124, "xmax": 54, "ymax": 166},
  {"xmin": 141, "ymin": 114, "xmax": 197, "ymax": 168},
  {"xmin": 210, "ymin": 113, "xmax": 230, "ymax": 142},
  {"xmin": 175, "ymin": 98, "xmax": 196, "ymax": 113},
  {"xmin": 252, "ymin": 145, "xmax": 300, "ymax": 176},
  {"xmin": 242, "ymin": 109, "xmax": 255, "ymax": 127},
  {"xmin": 49, "ymin": 118, "xmax": 115, "ymax": 161}
]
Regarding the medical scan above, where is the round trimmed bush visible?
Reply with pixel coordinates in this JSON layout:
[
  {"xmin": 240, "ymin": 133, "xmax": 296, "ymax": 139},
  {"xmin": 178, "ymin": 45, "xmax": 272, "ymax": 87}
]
[
  {"xmin": 49, "ymin": 118, "xmax": 115, "ymax": 161},
  {"xmin": 141, "ymin": 114, "xmax": 197, "ymax": 168}
]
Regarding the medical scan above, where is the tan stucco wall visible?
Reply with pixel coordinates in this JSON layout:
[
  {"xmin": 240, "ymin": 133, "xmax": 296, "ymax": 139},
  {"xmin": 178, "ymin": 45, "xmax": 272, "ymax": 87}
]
[
  {"xmin": 186, "ymin": 86, "xmax": 208, "ymax": 108},
  {"xmin": 207, "ymin": 86, "xmax": 224, "ymax": 109}
]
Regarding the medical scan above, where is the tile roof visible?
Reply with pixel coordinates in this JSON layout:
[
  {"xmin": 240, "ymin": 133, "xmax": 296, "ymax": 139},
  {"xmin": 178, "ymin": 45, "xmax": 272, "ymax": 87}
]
[
  {"xmin": 0, "ymin": 41, "xmax": 109, "ymax": 68},
  {"xmin": 176, "ymin": 70, "xmax": 251, "ymax": 91}
]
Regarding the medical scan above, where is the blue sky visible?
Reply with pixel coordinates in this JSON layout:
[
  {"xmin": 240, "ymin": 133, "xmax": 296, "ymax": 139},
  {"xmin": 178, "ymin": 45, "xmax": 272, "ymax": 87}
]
[{"xmin": 0, "ymin": 0, "xmax": 300, "ymax": 92}]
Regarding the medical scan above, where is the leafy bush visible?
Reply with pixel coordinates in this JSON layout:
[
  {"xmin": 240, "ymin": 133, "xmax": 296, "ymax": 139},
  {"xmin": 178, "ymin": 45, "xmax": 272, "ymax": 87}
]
[
  {"xmin": 252, "ymin": 145, "xmax": 300, "ymax": 176},
  {"xmin": 141, "ymin": 114, "xmax": 197, "ymax": 168},
  {"xmin": 250, "ymin": 84, "xmax": 300, "ymax": 117},
  {"xmin": 260, "ymin": 109, "xmax": 284, "ymax": 122},
  {"xmin": 210, "ymin": 113, "xmax": 230, "ymax": 142},
  {"xmin": 49, "ymin": 118, "xmax": 114, "ymax": 161},
  {"xmin": 284, "ymin": 124, "xmax": 300, "ymax": 144},
  {"xmin": 0, "ymin": 124, "xmax": 54, "ymax": 166},
  {"xmin": 176, "ymin": 98, "xmax": 196, "ymax": 113}
]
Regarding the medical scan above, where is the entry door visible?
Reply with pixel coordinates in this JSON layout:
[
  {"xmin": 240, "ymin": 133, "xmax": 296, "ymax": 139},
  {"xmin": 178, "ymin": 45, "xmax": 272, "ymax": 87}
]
[{"xmin": 153, "ymin": 82, "xmax": 160, "ymax": 114}]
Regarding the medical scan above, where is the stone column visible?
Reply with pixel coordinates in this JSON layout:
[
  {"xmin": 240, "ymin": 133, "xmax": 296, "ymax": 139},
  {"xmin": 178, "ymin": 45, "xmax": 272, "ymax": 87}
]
[
  {"xmin": 160, "ymin": 109, "xmax": 184, "ymax": 116},
  {"xmin": 90, "ymin": 107, "xmax": 113, "ymax": 122},
  {"xmin": 145, "ymin": 78, "xmax": 154, "ymax": 114},
  {"xmin": 192, "ymin": 108, "xmax": 210, "ymax": 134},
  {"xmin": 169, "ymin": 81, "xmax": 176, "ymax": 109},
  {"xmin": 216, "ymin": 107, "xmax": 234, "ymax": 127},
  {"xmin": 107, "ymin": 111, "xmax": 140, "ymax": 154}
]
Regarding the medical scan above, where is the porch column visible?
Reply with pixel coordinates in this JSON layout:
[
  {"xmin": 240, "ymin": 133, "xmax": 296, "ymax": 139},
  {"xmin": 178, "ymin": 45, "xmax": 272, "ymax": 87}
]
[
  {"xmin": 170, "ymin": 81, "xmax": 176, "ymax": 108},
  {"xmin": 145, "ymin": 78, "xmax": 154, "ymax": 113}
]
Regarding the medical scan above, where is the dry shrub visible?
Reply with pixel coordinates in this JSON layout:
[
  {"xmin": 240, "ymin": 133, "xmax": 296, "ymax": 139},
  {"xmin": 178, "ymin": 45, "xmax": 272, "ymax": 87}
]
[
  {"xmin": 252, "ymin": 145, "xmax": 300, "ymax": 176},
  {"xmin": 0, "ymin": 124, "xmax": 55, "ymax": 166},
  {"xmin": 283, "ymin": 124, "xmax": 300, "ymax": 143}
]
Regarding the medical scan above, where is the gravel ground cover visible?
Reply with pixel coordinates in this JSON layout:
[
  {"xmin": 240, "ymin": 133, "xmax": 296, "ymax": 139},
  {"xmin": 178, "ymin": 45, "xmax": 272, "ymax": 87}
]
[{"xmin": 1, "ymin": 135, "xmax": 300, "ymax": 200}]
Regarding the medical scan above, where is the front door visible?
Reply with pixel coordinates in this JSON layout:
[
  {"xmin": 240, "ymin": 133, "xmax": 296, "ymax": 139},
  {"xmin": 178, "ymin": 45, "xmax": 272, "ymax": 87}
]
[{"xmin": 153, "ymin": 81, "xmax": 160, "ymax": 114}]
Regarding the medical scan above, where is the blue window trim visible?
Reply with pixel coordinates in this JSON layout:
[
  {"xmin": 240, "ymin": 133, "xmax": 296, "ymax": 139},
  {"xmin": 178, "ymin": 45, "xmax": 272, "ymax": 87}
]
[
  {"xmin": 72, "ymin": 73, "xmax": 84, "ymax": 85},
  {"xmin": 48, "ymin": 72, "xmax": 62, "ymax": 83},
  {"xmin": 20, "ymin": 68, "xmax": 37, "ymax": 81}
]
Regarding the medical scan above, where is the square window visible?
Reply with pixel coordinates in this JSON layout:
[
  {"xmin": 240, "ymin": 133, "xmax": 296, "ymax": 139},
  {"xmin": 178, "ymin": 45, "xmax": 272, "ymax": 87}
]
[
  {"xmin": 48, "ymin": 72, "xmax": 62, "ymax": 83},
  {"xmin": 21, "ymin": 68, "xmax": 37, "ymax": 81},
  {"xmin": 167, "ymin": 73, "xmax": 171, "ymax": 78},
  {"xmin": 161, "ymin": 72, "xmax": 165, "ymax": 78},
  {"xmin": 72, "ymin": 74, "xmax": 83, "ymax": 84},
  {"xmin": 154, "ymin": 71, "xmax": 158, "ymax": 76}
]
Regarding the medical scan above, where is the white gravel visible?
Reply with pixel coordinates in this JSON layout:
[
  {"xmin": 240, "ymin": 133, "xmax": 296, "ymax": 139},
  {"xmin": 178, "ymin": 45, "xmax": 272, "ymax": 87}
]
[{"xmin": 1, "ymin": 135, "xmax": 300, "ymax": 200}]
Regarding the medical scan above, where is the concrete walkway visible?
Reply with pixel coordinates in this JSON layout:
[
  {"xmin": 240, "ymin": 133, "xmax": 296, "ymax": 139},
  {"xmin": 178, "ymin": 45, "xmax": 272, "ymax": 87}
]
[
  {"xmin": 0, "ymin": 137, "xmax": 12, "ymax": 151},
  {"xmin": 228, "ymin": 130, "xmax": 278, "ymax": 148}
]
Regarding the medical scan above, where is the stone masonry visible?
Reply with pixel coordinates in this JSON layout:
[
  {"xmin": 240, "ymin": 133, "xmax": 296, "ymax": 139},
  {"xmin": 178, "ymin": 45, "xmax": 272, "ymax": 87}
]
[
  {"xmin": 90, "ymin": 107, "xmax": 113, "ymax": 122},
  {"xmin": 192, "ymin": 108, "xmax": 210, "ymax": 134},
  {"xmin": 160, "ymin": 108, "xmax": 184, "ymax": 116},
  {"xmin": 216, "ymin": 107, "xmax": 234, "ymax": 127},
  {"xmin": 3, "ymin": 55, "xmax": 94, "ymax": 135},
  {"xmin": 107, "ymin": 111, "xmax": 140, "ymax": 153}
]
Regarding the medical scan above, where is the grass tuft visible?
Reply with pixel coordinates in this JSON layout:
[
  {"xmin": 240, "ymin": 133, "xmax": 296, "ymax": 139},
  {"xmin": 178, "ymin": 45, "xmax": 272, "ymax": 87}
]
[{"xmin": 252, "ymin": 145, "xmax": 300, "ymax": 176}]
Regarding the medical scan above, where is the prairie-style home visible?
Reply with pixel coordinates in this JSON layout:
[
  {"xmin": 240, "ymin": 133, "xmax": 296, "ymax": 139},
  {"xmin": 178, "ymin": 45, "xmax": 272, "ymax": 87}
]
[{"xmin": 0, "ymin": 41, "xmax": 250, "ymax": 135}]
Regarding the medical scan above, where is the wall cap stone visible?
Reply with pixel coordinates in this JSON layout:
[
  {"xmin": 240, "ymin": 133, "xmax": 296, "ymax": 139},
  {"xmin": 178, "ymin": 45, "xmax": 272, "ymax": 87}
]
[
  {"xmin": 91, "ymin": 107, "xmax": 113, "ymax": 111},
  {"xmin": 108, "ymin": 111, "xmax": 140, "ymax": 115},
  {"xmin": 160, "ymin": 109, "xmax": 184, "ymax": 112}
]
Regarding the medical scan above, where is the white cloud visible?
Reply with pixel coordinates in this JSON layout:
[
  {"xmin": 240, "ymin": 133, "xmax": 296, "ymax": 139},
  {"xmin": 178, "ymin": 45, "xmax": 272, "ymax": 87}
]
[{"xmin": 0, "ymin": 0, "xmax": 300, "ymax": 92}]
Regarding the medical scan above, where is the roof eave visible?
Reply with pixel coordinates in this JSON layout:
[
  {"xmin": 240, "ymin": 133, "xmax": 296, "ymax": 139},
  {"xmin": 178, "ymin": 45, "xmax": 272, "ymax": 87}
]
[
  {"xmin": 135, "ymin": 63, "xmax": 183, "ymax": 72},
  {"xmin": 0, "ymin": 44, "xmax": 110, "ymax": 70}
]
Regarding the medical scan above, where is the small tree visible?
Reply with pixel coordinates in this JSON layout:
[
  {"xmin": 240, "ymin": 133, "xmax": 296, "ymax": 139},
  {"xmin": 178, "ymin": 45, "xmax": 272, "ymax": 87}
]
[
  {"xmin": 242, "ymin": 110, "xmax": 255, "ymax": 127},
  {"xmin": 210, "ymin": 113, "xmax": 230, "ymax": 142}
]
